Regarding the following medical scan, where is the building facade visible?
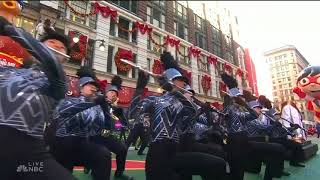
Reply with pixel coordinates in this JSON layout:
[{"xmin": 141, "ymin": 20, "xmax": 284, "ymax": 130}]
[
  {"xmin": 244, "ymin": 48, "xmax": 259, "ymax": 96},
  {"xmin": 264, "ymin": 45, "xmax": 313, "ymax": 120},
  {"xmin": 17, "ymin": 0, "xmax": 251, "ymax": 107}
]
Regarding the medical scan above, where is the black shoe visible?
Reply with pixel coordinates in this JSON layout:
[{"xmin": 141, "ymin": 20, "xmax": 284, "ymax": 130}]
[
  {"xmin": 282, "ymin": 171, "xmax": 291, "ymax": 176},
  {"xmin": 114, "ymin": 174, "xmax": 135, "ymax": 180},
  {"xmin": 290, "ymin": 162, "xmax": 305, "ymax": 167}
]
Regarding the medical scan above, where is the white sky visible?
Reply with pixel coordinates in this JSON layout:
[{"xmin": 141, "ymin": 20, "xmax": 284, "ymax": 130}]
[{"xmin": 219, "ymin": 1, "xmax": 320, "ymax": 99}]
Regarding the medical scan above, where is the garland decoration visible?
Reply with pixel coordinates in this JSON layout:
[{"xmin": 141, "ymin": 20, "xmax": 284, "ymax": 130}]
[
  {"xmin": 208, "ymin": 56, "xmax": 218, "ymax": 67},
  {"xmin": 236, "ymin": 68, "xmax": 244, "ymax": 77}
]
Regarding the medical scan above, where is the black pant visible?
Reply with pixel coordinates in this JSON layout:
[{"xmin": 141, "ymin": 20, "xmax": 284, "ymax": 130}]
[
  {"xmin": 146, "ymin": 139, "xmax": 179, "ymax": 180},
  {"xmin": 126, "ymin": 123, "xmax": 150, "ymax": 154},
  {"xmin": 248, "ymin": 141, "xmax": 285, "ymax": 179},
  {"xmin": 90, "ymin": 135, "xmax": 128, "ymax": 176},
  {"xmin": 146, "ymin": 138, "xmax": 226, "ymax": 180},
  {"xmin": 50, "ymin": 136, "xmax": 111, "ymax": 180},
  {"xmin": 270, "ymin": 138, "xmax": 304, "ymax": 164},
  {"xmin": 0, "ymin": 125, "xmax": 75, "ymax": 180}
]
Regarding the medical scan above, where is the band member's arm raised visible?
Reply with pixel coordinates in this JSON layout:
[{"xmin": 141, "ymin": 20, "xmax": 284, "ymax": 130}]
[{"xmin": 2, "ymin": 20, "xmax": 66, "ymax": 100}]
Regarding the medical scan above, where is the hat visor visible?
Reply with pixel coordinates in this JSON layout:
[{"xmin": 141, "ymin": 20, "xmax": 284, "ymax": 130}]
[
  {"xmin": 172, "ymin": 76, "xmax": 189, "ymax": 84},
  {"xmin": 83, "ymin": 81, "xmax": 99, "ymax": 88}
]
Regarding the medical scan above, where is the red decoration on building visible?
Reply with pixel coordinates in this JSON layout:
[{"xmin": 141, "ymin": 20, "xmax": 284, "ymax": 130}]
[
  {"xmin": 201, "ymin": 75, "xmax": 212, "ymax": 94},
  {"xmin": 68, "ymin": 31, "xmax": 87, "ymax": 61},
  {"xmin": 208, "ymin": 56, "xmax": 218, "ymax": 67},
  {"xmin": 135, "ymin": 21, "xmax": 153, "ymax": 35},
  {"xmin": 223, "ymin": 63, "xmax": 232, "ymax": 73},
  {"xmin": 236, "ymin": 68, "xmax": 244, "ymax": 77},
  {"xmin": 117, "ymin": 86, "xmax": 135, "ymax": 105},
  {"xmin": 165, "ymin": 35, "xmax": 180, "ymax": 48},
  {"xmin": 66, "ymin": 75, "xmax": 80, "ymax": 97},
  {"xmin": 115, "ymin": 48, "xmax": 133, "ymax": 72},
  {"xmin": 188, "ymin": 46, "xmax": 201, "ymax": 58},
  {"xmin": 97, "ymin": 79, "xmax": 108, "ymax": 91},
  {"xmin": 152, "ymin": 59, "xmax": 165, "ymax": 75},
  {"xmin": 219, "ymin": 81, "xmax": 227, "ymax": 93},
  {"xmin": 93, "ymin": 2, "xmax": 118, "ymax": 21}
]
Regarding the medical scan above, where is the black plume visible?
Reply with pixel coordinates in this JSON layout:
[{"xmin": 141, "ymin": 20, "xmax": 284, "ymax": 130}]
[
  {"xmin": 111, "ymin": 75, "xmax": 122, "ymax": 90},
  {"xmin": 221, "ymin": 73, "xmax": 238, "ymax": 89},
  {"xmin": 242, "ymin": 90, "xmax": 257, "ymax": 102},
  {"xmin": 76, "ymin": 66, "xmax": 97, "ymax": 80},
  {"xmin": 160, "ymin": 51, "xmax": 181, "ymax": 71}
]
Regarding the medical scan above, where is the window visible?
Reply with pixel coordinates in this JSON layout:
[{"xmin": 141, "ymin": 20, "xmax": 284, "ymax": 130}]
[
  {"xmin": 147, "ymin": 58, "xmax": 151, "ymax": 71},
  {"xmin": 273, "ymin": 86, "xmax": 276, "ymax": 89},
  {"xmin": 174, "ymin": 1, "xmax": 187, "ymax": 21},
  {"xmin": 58, "ymin": 1, "xmax": 66, "ymax": 19},
  {"xmin": 109, "ymin": 20, "xmax": 116, "ymax": 36},
  {"xmin": 195, "ymin": 32, "xmax": 206, "ymax": 49},
  {"xmin": 89, "ymin": 3, "xmax": 98, "ymax": 29},
  {"xmin": 107, "ymin": 46, "xmax": 114, "ymax": 73},
  {"xmin": 70, "ymin": 1, "xmax": 87, "ymax": 25},
  {"xmin": 84, "ymin": 39, "xmax": 95, "ymax": 68},
  {"xmin": 147, "ymin": 3, "xmax": 166, "ymax": 29},
  {"xmin": 118, "ymin": 17, "xmax": 130, "ymax": 40},
  {"xmin": 15, "ymin": 17, "xmax": 36, "ymax": 36},
  {"xmin": 194, "ymin": 14, "xmax": 205, "ymax": 31},
  {"xmin": 287, "ymin": 77, "xmax": 291, "ymax": 81},
  {"xmin": 152, "ymin": 33, "xmax": 163, "ymax": 56},
  {"xmin": 224, "ymin": 51, "xmax": 234, "ymax": 64},
  {"xmin": 212, "ymin": 26, "xmax": 222, "ymax": 58},
  {"xmin": 131, "ymin": 54, "xmax": 137, "ymax": 78},
  {"xmin": 273, "ymin": 92, "xmax": 277, "ymax": 96},
  {"xmin": 109, "ymin": 0, "xmax": 137, "ymax": 13},
  {"xmin": 198, "ymin": 55, "xmax": 209, "ymax": 72},
  {"xmin": 174, "ymin": 21, "xmax": 188, "ymax": 40},
  {"xmin": 177, "ymin": 45, "xmax": 190, "ymax": 65}
]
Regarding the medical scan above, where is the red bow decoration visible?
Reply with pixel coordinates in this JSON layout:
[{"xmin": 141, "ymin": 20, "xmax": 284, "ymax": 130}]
[
  {"xmin": 236, "ymin": 68, "xmax": 244, "ymax": 77},
  {"xmin": 208, "ymin": 56, "xmax": 218, "ymax": 67},
  {"xmin": 223, "ymin": 63, "xmax": 232, "ymax": 73},
  {"xmin": 93, "ymin": 2, "xmax": 118, "ymax": 21},
  {"xmin": 152, "ymin": 59, "xmax": 165, "ymax": 75},
  {"xmin": 97, "ymin": 79, "xmax": 108, "ymax": 91},
  {"xmin": 135, "ymin": 21, "xmax": 153, "ymax": 35},
  {"xmin": 201, "ymin": 75, "xmax": 212, "ymax": 94},
  {"xmin": 181, "ymin": 69, "xmax": 192, "ymax": 85},
  {"xmin": 165, "ymin": 35, "xmax": 181, "ymax": 48},
  {"xmin": 188, "ymin": 46, "xmax": 201, "ymax": 58}
]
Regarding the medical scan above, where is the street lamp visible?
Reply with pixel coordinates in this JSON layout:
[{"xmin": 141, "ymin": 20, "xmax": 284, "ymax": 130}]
[
  {"xmin": 95, "ymin": 39, "xmax": 106, "ymax": 51},
  {"xmin": 72, "ymin": 31, "xmax": 80, "ymax": 43}
]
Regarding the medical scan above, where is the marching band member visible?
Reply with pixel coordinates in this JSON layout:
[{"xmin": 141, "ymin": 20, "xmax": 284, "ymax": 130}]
[
  {"xmin": 0, "ymin": 1, "xmax": 74, "ymax": 179},
  {"xmin": 89, "ymin": 75, "xmax": 134, "ymax": 180},
  {"xmin": 128, "ymin": 51, "xmax": 226, "ymax": 180},
  {"xmin": 50, "ymin": 69, "xmax": 112, "ymax": 180}
]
